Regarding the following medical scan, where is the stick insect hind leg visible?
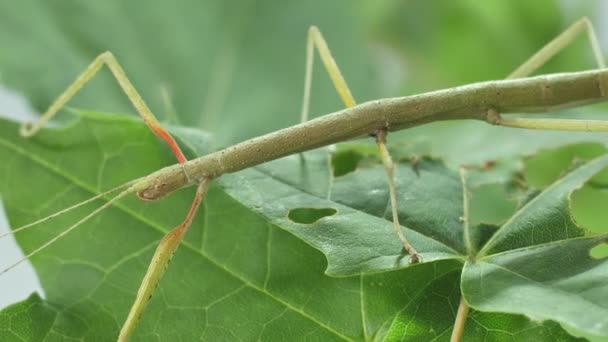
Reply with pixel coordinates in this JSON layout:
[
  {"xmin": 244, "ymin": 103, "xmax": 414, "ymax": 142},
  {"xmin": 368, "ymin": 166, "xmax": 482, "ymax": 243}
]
[
  {"xmin": 451, "ymin": 17, "xmax": 607, "ymax": 342},
  {"xmin": 299, "ymin": 26, "xmax": 420, "ymax": 262},
  {"xmin": 12, "ymin": 51, "xmax": 212, "ymax": 340},
  {"xmin": 490, "ymin": 17, "xmax": 608, "ymax": 130}
]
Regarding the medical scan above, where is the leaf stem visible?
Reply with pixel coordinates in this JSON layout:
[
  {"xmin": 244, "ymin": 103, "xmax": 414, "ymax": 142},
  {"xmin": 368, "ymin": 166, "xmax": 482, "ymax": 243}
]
[
  {"xmin": 451, "ymin": 296, "xmax": 470, "ymax": 342},
  {"xmin": 459, "ymin": 167, "xmax": 474, "ymax": 259},
  {"xmin": 453, "ymin": 168, "xmax": 472, "ymax": 342}
]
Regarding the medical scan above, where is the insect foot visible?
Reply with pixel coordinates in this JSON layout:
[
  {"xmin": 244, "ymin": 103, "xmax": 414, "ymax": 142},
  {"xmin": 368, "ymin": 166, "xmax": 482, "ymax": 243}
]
[{"xmin": 409, "ymin": 250, "xmax": 421, "ymax": 264}]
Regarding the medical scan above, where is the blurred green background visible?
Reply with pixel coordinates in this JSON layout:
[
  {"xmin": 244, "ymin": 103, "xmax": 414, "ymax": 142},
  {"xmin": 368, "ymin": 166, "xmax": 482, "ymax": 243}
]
[
  {"xmin": 0, "ymin": 0, "xmax": 607, "ymax": 340},
  {"xmin": 0, "ymin": 0, "xmax": 605, "ymax": 147}
]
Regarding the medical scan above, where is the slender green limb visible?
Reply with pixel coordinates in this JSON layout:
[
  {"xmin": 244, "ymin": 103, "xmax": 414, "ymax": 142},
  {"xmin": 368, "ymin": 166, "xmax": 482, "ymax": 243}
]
[
  {"xmin": 118, "ymin": 178, "xmax": 211, "ymax": 342},
  {"xmin": 298, "ymin": 26, "xmax": 419, "ymax": 262},
  {"xmin": 508, "ymin": 17, "xmax": 605, "ymax": 79},
  {"xmin": 159, "ymin": 84, "xmax": 180, "ymax": 125},
  {"xmin": 19, "ymin": 51, "xmax": 188, "ymax": 164},
  {"xmin": 491, "ymin": 112, "xmax": 608, "ymax": 132},
  {"xmin": 497, "ymin": 18, "xmax": 608, "ymax": 132},
  {"xmin": 376, "ymin": 130, "xmax": 419, "ymax": 262},
  {"xmin": 300, "ymin": 26, "xmax": 356, "ymax": 123},
  {"xmin": 299, "ymin": 26, "xmax": 347, "ymax": 198}
]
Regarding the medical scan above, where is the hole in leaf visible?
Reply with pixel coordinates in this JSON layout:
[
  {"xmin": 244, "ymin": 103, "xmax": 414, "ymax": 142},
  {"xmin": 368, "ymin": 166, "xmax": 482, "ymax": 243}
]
[
  {"xmin": 331, "ymin": 150, "xmax": 363, "ymax": 177},
  {"xmin": 590, "ymin": 243, "xmax": 608, "ymax": 259},
  {"xmin": 571, "ymin": 185, "xmax": 608, "ymax": 234},
  {"xmin": 524, "ymin": 143, "xmax": 607, "ymax": 188},
  {"xmin": 288, "ymin": 207, "xmax": 337, "ymax": 224}
]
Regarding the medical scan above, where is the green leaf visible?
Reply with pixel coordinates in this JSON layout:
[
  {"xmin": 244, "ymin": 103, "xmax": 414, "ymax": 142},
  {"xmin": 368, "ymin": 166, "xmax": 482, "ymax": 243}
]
[
  {"xmin": 479, "ymin": 155, "xmax": 608, "ymax": 255},
  {"xmin": 464, "ymin": 236, "xmax": 608, "ymax": 337},
  {"xmin": 0, "ymin": 113, "xmax": 586, "ymax": 341},
  {"xmin": 462, "ymin": 155, "xmax": 608, "ymax": 336},
  {"xmin": 0, "ymin": 294, "xmax": 56, "ymax": 341},
  {"xmin": 226, "ymin": 137, "xmax": 608, "ymax": 336},
  {"xmin": 383, "ymin": 271, "xmax": 584, "ymax": 342},
  {"xmin": 229, "ymin": 155, "xmax": 464, "ymax": 276}
]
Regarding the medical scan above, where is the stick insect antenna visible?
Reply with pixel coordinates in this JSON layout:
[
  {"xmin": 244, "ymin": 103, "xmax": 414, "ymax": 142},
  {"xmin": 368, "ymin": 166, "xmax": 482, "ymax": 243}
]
[
  {"xmin": 0, "ymin": 187, "xmax": 133, "ymax": 276},
  {"xmin": 0, "ymin": 180, "xmax": 137, "ymax": 239}
]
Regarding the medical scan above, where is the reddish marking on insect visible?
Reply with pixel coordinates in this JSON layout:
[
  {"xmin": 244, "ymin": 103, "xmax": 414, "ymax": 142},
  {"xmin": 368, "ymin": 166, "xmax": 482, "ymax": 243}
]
[{"xmin": 148, "ymin": 122, "xmax": 187, "ymax": 164}]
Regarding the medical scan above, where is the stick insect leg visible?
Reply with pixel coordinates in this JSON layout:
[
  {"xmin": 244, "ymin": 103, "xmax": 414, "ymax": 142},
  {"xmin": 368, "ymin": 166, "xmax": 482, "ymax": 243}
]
[
  {"xmin": 300, "ymin": 26, "xmax": 356, "ymax": 123},
  {"xmin": 490, "ymin": 18, "xmax": 608, "ymax": 132},
  {"xmin": 20, "ymin": 52, "xmax": 188, "ymax": 165},
  {"xmin": 301, "ymin": 26, "xmax": 419, "ymax": 262},
  {"xmin": 118, "ymin": 177, "xmax": 211, "ymax": 342},
  {"xmin": 375, "ymin": 129, "xmax": 420, "ymax": 262},
  {"xmin": 508, "ymin": 17, "xmax": 605, "ymax": 79}
]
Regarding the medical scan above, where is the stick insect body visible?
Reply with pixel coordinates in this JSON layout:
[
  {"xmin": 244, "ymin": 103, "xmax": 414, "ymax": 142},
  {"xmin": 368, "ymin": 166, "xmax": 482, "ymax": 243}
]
[
  {"xmin": 2, "ymin": 17, "xmax": 607, "ymax": 341},
  {"xmin": 137, "ymin": 68, "xmax": 608, "ymax": 200}
]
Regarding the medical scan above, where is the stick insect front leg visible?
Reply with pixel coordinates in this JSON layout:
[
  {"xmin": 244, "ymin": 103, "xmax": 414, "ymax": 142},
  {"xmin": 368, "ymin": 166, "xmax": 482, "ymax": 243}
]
[
  {"xmin": 490, "ymin": 17, "xmax": 608, "ymax": 131},
  {"xmin": 118, "ymin": 177, "xmax": 210, "ymax": 341},
  {"xmin": 300, "ymin": 26, "xmax": 420, "ymax": 262},
  {"xmin": 20, "ymin": 51, "xmax": 188, "ymax": 165},
  {"xmin": 18, "ymin": 52, "xmax": 210, "ymax": 341}
]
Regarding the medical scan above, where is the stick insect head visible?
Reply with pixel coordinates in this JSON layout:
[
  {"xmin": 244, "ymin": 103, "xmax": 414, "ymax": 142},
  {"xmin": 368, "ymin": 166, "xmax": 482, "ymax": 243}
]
[{"xmin": 133, "ymin": 164, "xmax": 192, "ymax": 202}]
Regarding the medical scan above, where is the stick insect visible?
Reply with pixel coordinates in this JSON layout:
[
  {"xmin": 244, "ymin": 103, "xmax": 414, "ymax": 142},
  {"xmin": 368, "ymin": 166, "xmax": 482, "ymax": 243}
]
[{"xmin": 1, "ymin": 17, "xmax": 608, "ymax": 341}]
